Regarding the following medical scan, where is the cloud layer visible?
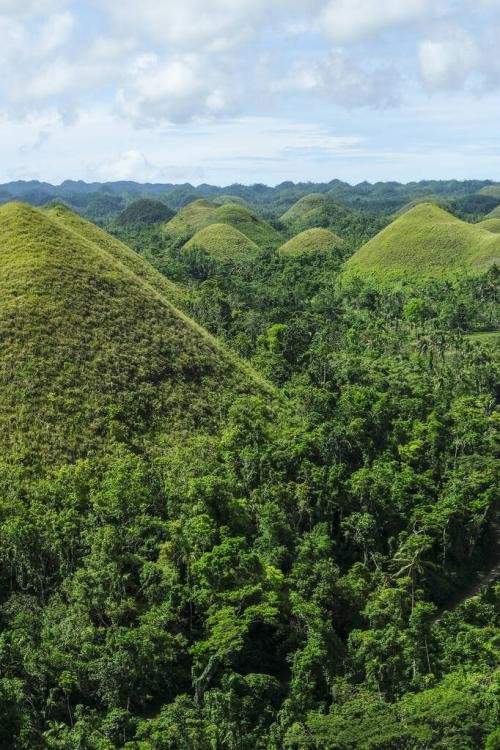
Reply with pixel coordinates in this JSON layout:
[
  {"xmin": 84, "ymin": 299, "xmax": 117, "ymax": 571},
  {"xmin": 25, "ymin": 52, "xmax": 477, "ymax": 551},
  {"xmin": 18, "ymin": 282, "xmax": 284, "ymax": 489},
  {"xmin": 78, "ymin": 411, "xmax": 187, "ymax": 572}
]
[{"xmin": 0, "ymin": 0, "xmax": 499, "ymax": 126}]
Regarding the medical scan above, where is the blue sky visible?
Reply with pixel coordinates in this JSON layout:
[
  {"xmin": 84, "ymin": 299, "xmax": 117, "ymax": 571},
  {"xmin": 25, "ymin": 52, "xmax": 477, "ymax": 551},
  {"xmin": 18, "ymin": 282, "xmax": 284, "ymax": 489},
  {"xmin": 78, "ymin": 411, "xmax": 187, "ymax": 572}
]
[{"xmin": 0, "ymin": 0, "xmax": 500, "ymax": 185}]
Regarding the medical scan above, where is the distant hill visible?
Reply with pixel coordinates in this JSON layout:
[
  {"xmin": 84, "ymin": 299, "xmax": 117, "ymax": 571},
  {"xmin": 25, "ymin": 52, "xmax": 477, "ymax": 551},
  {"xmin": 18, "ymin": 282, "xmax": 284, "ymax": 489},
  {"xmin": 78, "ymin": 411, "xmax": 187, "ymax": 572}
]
[
  {"xmin": 486, "ymin": 205, "xmax": 500, "ymax": 219},
  {"xmin": 393, "ymin": 195, "xmax": 452, "ymax": 218},
  {"xmin": 344, "ymin": 203, "xmax": 500, "ymax": 282},
  {"xmin": 184, "ymin": 223, "xmax": 260, "ymax": 262},
  {"xmin": 213, "ymin": 194, "xmax": 247, "ymax": 206},
  {"xmin": 0, "ymin": 202, "xmax": 270, "ymax": 470},
  {"xmin": 278, "ymin": 228, "xmax": 344, "ymax": 257},
  {"xmin": 281, "ymin": 193, "xmax": 350, "ymax": 232},
  {"xmin": 477, "ymin": 218, "xmax": 500, "ymax": 234},
  {"xmin": 117, "ymin": 198, "xmax": 174, "ymax": 226},
  {"xmin": 164, "ymin": 199, "xmax": 281, "ymax": 247},
  {"xmin": 478, "ymin": 185, "xmax": 500, "ymax": 199}
]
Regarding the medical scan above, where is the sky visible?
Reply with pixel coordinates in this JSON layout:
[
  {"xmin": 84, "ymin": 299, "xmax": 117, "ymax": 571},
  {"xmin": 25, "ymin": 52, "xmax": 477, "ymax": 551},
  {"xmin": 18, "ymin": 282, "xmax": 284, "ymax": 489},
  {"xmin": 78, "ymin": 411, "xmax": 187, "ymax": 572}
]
[{"xmin": 0, "ymin": 0, "xmax": 500, "ymax": 186}]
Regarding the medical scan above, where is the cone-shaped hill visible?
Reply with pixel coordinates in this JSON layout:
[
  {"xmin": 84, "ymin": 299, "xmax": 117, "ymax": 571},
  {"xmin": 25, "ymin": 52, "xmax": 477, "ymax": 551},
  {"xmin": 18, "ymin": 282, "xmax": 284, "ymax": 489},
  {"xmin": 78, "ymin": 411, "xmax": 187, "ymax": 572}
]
[
  {"xmin": 0, "ymin": 203, "xmax": 272, "ymax": 471},
  {"xmin": 184, "ymin": 223, "xmax": 260, "ymax": 262},
  {"xmin": 344, "ymin": 204, "xmax": 500, "ymax": 282},
  {"xmin": 117, "ymin": 198, "xmax": 174, "ymax": 226},
  {"xmin": 281, "ymin": 193, "xmax": 351, "ymax": 233},
  {"xmin": 278, "ymin": 228, "xmax": 344, "ymax": 257},
  {"xmin": 163, "ymin": 199, "xmax": 281, "ymax": 247},
  {"xmin": 393, "ymin": 196, "xmax": 452, "ymax": 218}
]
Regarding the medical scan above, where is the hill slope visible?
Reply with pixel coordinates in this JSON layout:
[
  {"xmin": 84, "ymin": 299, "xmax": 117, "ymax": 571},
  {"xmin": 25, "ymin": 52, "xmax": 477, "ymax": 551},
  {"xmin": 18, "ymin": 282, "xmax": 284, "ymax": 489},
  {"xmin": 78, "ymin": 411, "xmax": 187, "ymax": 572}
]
[
  {"xmin": 44, "ymin": 203, "xmax": 187, "ymax": 310},
  {"xmin": 0, "ymin": 203, "xmax": 270, "ymax": 469},
  {"xmin": 477, "ymin": 218, "xmax": 500, "ymax": 234},
  {"xmin": 278, "ymin": 228, "xmax": 344, "ymax": 257},
  {"xmin": 117, "ymin": 198, "xmax": 174, "ymax": 226},
  {"xmin": 344, "ymin": 204, "xmax": 500, "ymax": 281},
  {"xmin": 163, "ymin": 199, "xmax": 281, "ymax": 247},
  {"xmin": 184, "ymin": 223, "xmax": 260, "ymax": 262},
  {"xmin": 281, "ymin": 193, "xmax": 351, "ymax": 232}
]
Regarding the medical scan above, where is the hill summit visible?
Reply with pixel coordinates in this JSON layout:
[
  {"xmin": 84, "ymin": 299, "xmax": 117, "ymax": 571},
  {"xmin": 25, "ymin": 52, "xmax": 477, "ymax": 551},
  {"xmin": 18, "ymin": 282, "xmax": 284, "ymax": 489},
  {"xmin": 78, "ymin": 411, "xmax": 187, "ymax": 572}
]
[
  {"xmin": 278, "ymin": 228, "xmax": 344, "ymax": 257},
  {"xmin": 344, "ymin": 203, "xmax": 500, "ymax": 282},
  {"xmin": 163, "ymin": 199, "xmax": 281, "ymax": 247},
  {"xmin": 0, "ymin": 203, "xmax": 269, "ymax": 470}
]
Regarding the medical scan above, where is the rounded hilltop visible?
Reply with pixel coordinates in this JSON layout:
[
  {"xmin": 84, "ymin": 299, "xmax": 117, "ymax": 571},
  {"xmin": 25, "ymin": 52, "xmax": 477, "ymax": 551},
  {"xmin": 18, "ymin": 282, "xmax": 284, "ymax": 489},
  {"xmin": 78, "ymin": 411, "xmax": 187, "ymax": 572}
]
[
  {"xmin": 184, "ymin": 223, "xmax": 260, "ymax": 262},
  {"xmin": 344, "ymin": 203, "xmax": 500, "ymax": 282},
  {"xmin": 163, "ymin": 198, "xmax": 282, "ymax": 248},
  {"xmin": 278, "ymin": 228, "xmax": 344, "ymax": 257}
]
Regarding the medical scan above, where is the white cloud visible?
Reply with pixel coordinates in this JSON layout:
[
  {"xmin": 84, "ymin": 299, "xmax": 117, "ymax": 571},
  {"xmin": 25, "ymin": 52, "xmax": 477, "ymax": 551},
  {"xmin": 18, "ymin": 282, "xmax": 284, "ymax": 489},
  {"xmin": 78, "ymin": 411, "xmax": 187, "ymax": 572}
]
[
  {"xmin": 419, "ymin": 27, "xmax": 500, "ymax": 91},
  {"xmin": 319, "ymin": 0, "xmax": 436, "ymax": 42},
  {"xmin": 276, "ymin": 51, "xmax": 401, "ymax": 108},
  {"xmin": 116, "ymin": 53, "xmax": 237, "ymax": 124}
]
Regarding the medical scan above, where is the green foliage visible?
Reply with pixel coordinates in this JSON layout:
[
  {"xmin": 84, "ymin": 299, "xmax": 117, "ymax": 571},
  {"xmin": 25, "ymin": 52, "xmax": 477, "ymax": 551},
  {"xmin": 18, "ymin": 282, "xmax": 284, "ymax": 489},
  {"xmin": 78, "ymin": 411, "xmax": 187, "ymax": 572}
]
[{"xmin": 0, "ymin": 196, "xmax": 498, "ymax": 749}]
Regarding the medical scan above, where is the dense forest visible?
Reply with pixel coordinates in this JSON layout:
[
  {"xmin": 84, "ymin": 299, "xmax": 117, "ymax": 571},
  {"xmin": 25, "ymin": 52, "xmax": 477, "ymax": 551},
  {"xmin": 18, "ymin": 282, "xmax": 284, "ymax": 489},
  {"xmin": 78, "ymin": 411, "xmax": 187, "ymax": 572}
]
[{"xmin": 0, "ymin": 182, "xmax": 498, "ymax": 749}]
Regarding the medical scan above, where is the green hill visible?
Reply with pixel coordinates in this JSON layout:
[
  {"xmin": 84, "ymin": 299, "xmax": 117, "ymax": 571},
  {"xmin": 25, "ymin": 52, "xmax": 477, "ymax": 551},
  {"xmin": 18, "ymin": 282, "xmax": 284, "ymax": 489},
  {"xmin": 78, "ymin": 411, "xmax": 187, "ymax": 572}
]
[
  {"xmin": 0, "ymin": 202, "xmax": 270, "ymax": 470},
  {"xmin": 278, "ymin": 228, "xmax": 344, "ymax": 257},
  {"xmin": 212, "ymin": 194, "xmax": 247, "ymax": 206},
  {"xmin": 393, "ymin": 195, "xmax": 452, "ymax": 218},
  {"xmin": 478, "ymin": 185, "xmax": 500, "ymax": 199},
  {"xmin": 117, "ymin": 197, "xmax": 174, "ymax": 226},
  {"xmin": 486, "ymin": 204, "xmax": 500, "ymax": 219},
  {"xmin": 344, "ymin": 203, "xmax": 500, "ymax": 282},
  {"xmin": 281, "ymin": 193, "xmax": 350, "ymax": 232},
  {"xmin": 477, "ymin": 217, "xmax": 500, "ymax": 234},
  {"xmin": 163, "ymin": 199, "xmax": 281, "ymax": 247},
  {"xmin": 184, "ymin": 223, "xmax": 260, "ymax": 262}
]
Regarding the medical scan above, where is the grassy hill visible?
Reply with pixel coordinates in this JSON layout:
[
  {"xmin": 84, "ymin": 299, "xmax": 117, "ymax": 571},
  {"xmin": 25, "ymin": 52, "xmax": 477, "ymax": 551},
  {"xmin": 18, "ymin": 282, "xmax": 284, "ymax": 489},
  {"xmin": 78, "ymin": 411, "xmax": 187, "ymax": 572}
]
[
  {"xmin": 477, "ymin": 218, "xmax": 500, "ymax": 234},
  {"xmin": 117, "ymin": 198, "xmax": 174, "ymax": 226},
  {"xmin": 213, "ymin": 194, "xmax": 247, "ymax": 206},
  {"xmin": 344, "ymin": 203, "xmax": 500, "ymax": 282},
  {"xmin": 393, "ymin": 195, "xmax": 452, "ymax": 218},
  {"xmin": 278, "ymin": 228, "xmax": 344, "ymax": 257},
  {"xmin": 0, "ymin": 202, "xmax": 270, "ymax": 470},
  {"xmin": 163, "ymin": 199, "xmax": 281, "ymax": 247},
  {"xmin": 184, "ymin": 223, "xmax": 260, "ymax": 262},
  {"xmin": 478, "ymin": 185, "xmax": 500, "ymax": 199},
  {"xmin": 281, "ymin": 193, "xmax": 351, "ymax": 232},
  {"xmin": 486, "ymin": 204, "xmax": 500, "ymax": 219}
]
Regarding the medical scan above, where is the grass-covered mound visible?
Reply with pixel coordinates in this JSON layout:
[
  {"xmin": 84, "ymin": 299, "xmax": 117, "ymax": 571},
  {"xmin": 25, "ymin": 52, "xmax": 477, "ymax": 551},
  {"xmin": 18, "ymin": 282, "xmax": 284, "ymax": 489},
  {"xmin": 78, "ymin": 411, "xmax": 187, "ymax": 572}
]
[
  {"xmin": 163, "ymin": 199, "xmax": 281, "ymax": 247},
  {"xmin": 0, "ymin": 202, "xmax": 270, "ymax": 470},
  {"xmin": 184, "ymin": 223, "xmax": 260, "ymax": 262},
  {"xmin": 278, "ymin": 227, "xmax": 344, "ymax": 257},
  {"xmin": 478, "ymin": 185, "xmax": 500, "ymax": 199},
  {"xmin": 117, "ymin": 197, "xmax": 174, "ymax": 226},
  {"xmin": 478, "ymin": 218, "xmax": 500, "ymax": 234},
  {"xmin": 281, "ymin": 193, "xmax": 350, "ymax": 232},
  {"xmin": 344, "ymin": 203, "xmax": 500, "ymax": 282}
]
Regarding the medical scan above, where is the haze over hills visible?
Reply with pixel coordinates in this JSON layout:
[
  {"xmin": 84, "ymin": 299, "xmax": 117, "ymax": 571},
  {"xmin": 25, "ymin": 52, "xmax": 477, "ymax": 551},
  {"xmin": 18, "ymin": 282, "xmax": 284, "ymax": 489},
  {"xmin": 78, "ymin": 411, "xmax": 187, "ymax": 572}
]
[
  {"xmin": 0, "ymin": 202, "xmax": 270, "ymax": 470},
  {"xmin": 278, "ymin": 228, "xmax": 344, "ymax": 257},
  {"xmin": 344, "ymin": 203, "xmax": 500, "ymax": 281}
]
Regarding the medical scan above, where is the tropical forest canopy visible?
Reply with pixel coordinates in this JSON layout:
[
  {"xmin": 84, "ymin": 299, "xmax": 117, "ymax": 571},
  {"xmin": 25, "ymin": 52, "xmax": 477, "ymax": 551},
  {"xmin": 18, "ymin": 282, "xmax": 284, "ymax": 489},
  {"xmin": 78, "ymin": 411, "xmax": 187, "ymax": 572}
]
[{"xmin": 0, "ymin": 178, "xmax": 498, "ymax": 750}]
